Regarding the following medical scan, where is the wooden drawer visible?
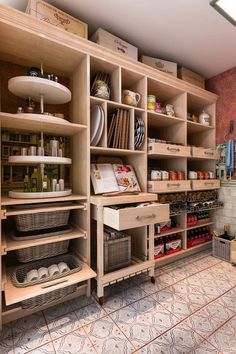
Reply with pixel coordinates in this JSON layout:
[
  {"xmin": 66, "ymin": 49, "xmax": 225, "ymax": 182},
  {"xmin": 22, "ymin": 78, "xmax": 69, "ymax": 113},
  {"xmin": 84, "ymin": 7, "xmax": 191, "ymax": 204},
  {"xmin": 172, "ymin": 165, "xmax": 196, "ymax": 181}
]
[
  {"xmin": 191, "ymin": 147, "xmax": 219, "ymax": 159},
  {"xmin": 191, "ymin": 179, "xmax": 220, "ymax": 190},
  {"xmin": 103, "ymin": 203, "xmax": 169, "ymax": 230},
  {"xmin": 148, "ymin": 143, "xmax": 191, "ymax": 157},
  {"xmin": 148, "ymin": 180, "xmax": 191, "ymax": 193}
]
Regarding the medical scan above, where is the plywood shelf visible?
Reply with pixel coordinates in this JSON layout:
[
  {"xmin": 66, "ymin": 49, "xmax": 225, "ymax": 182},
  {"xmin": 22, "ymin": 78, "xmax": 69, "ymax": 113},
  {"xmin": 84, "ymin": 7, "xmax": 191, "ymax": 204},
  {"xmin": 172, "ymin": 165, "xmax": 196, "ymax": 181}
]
[
  {"xmin": 8, "ymin": 156, "xmax": 72, "ymax": 165},
  {"xmin": 187, "ymin": 121, "xmax": 215, "ymax": 134},
  {"xmin": 90, "ymin": 146, "xmax": 145, "ymax": 156},
  {"xmin": 148, "ymin": 111, "xmax": 185, "ymax": 128},
  {"xmin": 1, "ymin": 194, "xmax": 87, "ymax": 206},
  {"xmin": 154, "ymin": 227, "xmax": 185, "ymax": 239},
  {"xmin": 4, "ymin": 227, "xmax": 86, "ymax": 252},
  {"xmin": 187, "ymin": 221, "xmax": 214, "ymax": 231},
  {"xmin": 0, "ymin": 112, "xmax": 87, "ymax": 136},
  {"xmin": 90, "ymin": 96, "xmax": 145, "ymax": 112}
]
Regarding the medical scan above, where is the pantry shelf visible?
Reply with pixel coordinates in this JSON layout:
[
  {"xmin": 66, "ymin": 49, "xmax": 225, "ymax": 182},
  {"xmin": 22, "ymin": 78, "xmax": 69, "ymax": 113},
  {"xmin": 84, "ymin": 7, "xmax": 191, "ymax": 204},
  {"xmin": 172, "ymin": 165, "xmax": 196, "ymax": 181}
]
[
  {"xmin": 1, "ymin": 194, "xmax": 87, "ymax": 206},
  {"xmin": 90, "ymin": 96, "xmax": 145, "ymax": 112},
  {"xmin": 0, "ymin": 112, "xmax": 87, "ymax": 136},
  {"xmin": 8, "ymin": 156, "xmax": 72, "ymax": 165},
  {"xmin": 8, "ymin": 76, "xmax": 71, "ymax": 104},
  {"xmin": 187, "ymin": 220, "xmax": 214, "ymax": 231},
  {"xmin": 187, "ymin": 121, "xmax": 215, "ymax": 134},
  {"xmin": 154, "ymin": 227, "xmax": 186, "ymax": 239},
  {"xmin": 9, "ymin": 189, "xmax": 72, "ymax": 199},
  {"xmin": 4, "ymin": 227, "xmax": 86, "ymax": 252},
  {"xmin": 148, "ymin": 111, "xmax": 185, "ymax": 128},
  {"xmin": 90, "ymin": 146, "xmax": 145, "ymax": 156}
]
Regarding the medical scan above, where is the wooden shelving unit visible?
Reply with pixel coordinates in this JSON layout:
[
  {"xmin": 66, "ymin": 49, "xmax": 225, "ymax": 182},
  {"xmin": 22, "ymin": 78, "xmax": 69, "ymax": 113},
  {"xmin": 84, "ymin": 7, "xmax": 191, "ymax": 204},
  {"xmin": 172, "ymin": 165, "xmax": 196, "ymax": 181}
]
[{"xmin": 0, "ymin": 4, "xmax": 220, "ymax": 323}]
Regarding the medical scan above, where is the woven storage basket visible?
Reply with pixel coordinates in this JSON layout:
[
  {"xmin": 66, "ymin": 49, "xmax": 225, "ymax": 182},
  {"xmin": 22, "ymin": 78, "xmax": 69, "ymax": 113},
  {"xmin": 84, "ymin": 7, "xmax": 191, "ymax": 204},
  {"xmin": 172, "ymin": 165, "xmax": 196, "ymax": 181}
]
[
  {"xmin": 104, "ymin": 236, "xmax": 131, "ymax": 272},
  {"xmin": 213, "ymin": 236, "xmax": 231, "ymax": 262},
  {"xmin": 14, "ymin": 210, "xmax": 70, "ymax": 232},
  {"xmin": 15, "ymin": 240, "xmax": 69, "ymax": 263},
  {"xmin": 21, "ymin": 284, "xmax": 78, "ymax": 309},
  {"xmin": 11, "ymin": 254, "xmax": 81, "ymax": 287}
]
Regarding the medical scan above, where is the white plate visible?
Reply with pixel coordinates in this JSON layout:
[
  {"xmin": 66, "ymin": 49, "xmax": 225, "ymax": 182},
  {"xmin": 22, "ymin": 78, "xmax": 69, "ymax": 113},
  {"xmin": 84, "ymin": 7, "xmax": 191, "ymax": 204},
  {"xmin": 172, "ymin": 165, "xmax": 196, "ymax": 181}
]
[
  {"xmin": 91, "ymin": 105, "xmax": 105, "ymax": 146},
  {"xmin": 90, "ymin": 105, "xmax": 102, "ymax": 145}
]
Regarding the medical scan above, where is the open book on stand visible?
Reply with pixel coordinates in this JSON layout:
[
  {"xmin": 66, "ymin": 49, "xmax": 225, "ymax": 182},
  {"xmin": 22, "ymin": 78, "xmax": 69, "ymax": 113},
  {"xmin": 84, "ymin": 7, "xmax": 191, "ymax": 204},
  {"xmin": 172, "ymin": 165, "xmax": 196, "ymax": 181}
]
[{"xmin": 90, "ymin": 163, "xmax": 140, "ymax": 194}]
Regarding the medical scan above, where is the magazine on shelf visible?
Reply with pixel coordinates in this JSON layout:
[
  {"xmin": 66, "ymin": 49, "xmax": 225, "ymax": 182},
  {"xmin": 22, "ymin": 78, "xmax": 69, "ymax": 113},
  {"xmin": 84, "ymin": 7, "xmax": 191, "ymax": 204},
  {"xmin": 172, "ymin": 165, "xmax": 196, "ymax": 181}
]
[{"xmin": 90, "ymin": 163, "xmax": 140, "ymax": 194}]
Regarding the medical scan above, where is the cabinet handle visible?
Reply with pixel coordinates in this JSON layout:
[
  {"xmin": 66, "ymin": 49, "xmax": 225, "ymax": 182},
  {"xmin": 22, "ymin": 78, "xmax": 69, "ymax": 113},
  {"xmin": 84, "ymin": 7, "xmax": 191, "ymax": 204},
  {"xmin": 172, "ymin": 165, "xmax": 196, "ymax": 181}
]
[
  {"xmin": 204, "ymin": 182, "xmax": 214, "ymax": 186},
  {"xmin": 167, "ymin": 147, "xmax": 180, "ymax": 152},
  {"xmin": 204, "ymin": 151, "xmax": 214, "ymax": 156},
  {"xmin": 136, "ymin": 214, "xmax": 156, "ymax": 220},
  {"xmin": 167, "ymin": 183, "xmax": 180, "ymax": 187}
]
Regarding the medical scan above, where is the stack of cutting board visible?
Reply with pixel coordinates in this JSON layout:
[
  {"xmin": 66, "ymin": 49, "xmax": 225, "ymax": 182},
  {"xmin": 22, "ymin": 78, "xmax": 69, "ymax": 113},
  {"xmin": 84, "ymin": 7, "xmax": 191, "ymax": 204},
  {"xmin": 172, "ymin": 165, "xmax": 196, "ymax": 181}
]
[{"xmin": 107, "ymin": 109, "xmax": 130, "ymax": 149}]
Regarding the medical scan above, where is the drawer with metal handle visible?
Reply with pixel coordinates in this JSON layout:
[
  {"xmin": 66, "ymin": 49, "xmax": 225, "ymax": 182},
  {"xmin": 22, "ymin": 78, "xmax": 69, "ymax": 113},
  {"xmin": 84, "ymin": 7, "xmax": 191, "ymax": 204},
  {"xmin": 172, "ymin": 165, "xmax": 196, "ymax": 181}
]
[
  {"xmin": 148, "ymin": 180, "xmax": 191, "ymax": 193},
  {"xmin": 103, "ymin": 203, "xmax": 169, "ymax": 230},
  {"xmin": 191, "ymin": 180, "xmax": 220, "ymax": 190},
  {"xmin": 148, "ymin": 142, "xmax": 191, "ymax": 157},
  {"xmin": 191, "ymin": 147, "xmax": 220, "ymax": 159}
]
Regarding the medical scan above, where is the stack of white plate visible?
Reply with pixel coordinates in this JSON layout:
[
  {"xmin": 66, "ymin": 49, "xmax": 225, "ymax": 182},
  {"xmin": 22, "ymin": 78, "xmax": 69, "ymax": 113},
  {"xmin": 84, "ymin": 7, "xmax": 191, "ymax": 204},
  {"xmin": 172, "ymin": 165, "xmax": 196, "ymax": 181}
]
[
  {"xmin": 134, "ymin": 117, "xmax": 145, "ymax": 149},
  {"xmin": 90, "ymin": 105, "xmax": 105, "ymax": 146}
]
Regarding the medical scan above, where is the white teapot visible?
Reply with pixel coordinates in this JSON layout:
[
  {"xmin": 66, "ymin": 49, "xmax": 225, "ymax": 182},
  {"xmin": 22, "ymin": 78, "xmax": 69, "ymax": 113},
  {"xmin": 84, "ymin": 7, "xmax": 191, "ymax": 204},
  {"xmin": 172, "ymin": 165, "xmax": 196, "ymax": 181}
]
[{"xmin": 199, "ymin": 111, "xmax": 210, "ymax": 126}]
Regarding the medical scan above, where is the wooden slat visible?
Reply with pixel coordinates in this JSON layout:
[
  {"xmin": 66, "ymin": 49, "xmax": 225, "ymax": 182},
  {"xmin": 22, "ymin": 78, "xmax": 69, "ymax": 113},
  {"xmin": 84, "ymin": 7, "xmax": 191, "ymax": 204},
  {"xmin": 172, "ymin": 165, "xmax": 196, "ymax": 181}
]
[{"xmin": 1, "ymin": 194, "xmax": 87, "ymax": 206}]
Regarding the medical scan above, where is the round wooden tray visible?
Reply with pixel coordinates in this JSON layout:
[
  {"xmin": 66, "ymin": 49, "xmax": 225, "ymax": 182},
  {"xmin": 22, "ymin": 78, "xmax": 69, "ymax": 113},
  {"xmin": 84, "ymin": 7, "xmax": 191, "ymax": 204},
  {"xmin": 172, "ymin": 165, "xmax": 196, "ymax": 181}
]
[
  {"xmin": 8, "ymin": 76, "xmax": 71, "ymax": 104},
  {"xmin": 8, "ymin": 156, "xmax": 72, "ymax": 165},
  {"xmin": 9, "ymin": 189, "xmax": 72, "ymax": 199}
]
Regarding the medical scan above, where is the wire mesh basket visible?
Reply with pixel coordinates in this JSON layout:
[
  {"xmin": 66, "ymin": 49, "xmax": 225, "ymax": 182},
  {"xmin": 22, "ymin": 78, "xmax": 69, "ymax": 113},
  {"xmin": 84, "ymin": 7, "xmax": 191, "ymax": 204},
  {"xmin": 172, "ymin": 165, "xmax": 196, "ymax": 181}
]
[{"xmin": 104, "ymin": 236, "xmax": 131, "ymax": 272}]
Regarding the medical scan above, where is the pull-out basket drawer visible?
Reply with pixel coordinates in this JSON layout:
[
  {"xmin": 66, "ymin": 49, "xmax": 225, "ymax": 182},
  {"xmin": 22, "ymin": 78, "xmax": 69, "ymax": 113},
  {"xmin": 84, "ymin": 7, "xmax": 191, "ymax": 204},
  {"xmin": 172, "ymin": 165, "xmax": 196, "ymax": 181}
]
[{"xmin": 103, "ymin": 203, "xmax": 169, "ymax": 230}]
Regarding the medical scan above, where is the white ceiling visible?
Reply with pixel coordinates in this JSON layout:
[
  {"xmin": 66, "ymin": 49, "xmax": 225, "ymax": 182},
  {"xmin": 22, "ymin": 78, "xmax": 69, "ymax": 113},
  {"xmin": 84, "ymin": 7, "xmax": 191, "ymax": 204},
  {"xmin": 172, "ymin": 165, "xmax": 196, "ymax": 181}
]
[{"xmin": 1, "ymin": 0, "xmax": 236, "ymax": 78}]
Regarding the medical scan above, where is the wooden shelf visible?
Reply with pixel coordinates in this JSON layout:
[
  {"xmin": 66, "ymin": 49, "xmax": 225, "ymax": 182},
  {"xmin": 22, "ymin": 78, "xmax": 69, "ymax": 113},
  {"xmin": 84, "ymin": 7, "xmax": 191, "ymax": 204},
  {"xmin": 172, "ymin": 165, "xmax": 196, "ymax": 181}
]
[
  {"xmin": 187, "ymin": 220, "xmax": 214, "ymax": 231},
  {"xmin": 187, "ymin": 121, "xmax": 214, "ymax": 134},
  {"xmin": 4, "ymin": 227, "xmax": 86, "ymax": 252},
  {"xmin": 154, "ymin": 227, "xmax": 185, "ymax": 239},
  {"xmin": 90, "ymin": 146, "xmax": 145, "ymax": 156},
  {"xmin": 8, "ymin": 156, "xmax": 72, "ymax": 165},
  {"xmin": 90, "ymin": 192, "xmax": 157, "ymax": 206},
  {"xmin": 8, "ymin": 76, "xmax": 71, "ymax": 104},
  {"xmin": 155, "ymin": 241, "xmax": 212, "ymax": 265},
  {"xmin": 0, "ymin": 112, "xmax": 86, "ymax": 136},
  {"xmin": 1, "ymin": 194, "xmax": 87, "ymax": 206},
  {"xmin": 90, "ymin": 96, "xmax": 145, "ymax": 112},
  {"xmin": 4, "ymin": 260, "xmax": 96, "ymax": 306},
  {"xmin": 148, "ymin": 111, "xmax": 185, "ymax": 128}
]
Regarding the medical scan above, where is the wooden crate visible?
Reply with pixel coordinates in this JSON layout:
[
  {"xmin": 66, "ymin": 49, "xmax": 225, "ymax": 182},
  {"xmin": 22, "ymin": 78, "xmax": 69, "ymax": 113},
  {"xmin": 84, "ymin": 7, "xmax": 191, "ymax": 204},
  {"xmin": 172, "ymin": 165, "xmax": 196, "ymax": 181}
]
[
  {"xmin": 191, "ymin": 179, "xmax": 220, "ymax": 190},
  {"xmin": 178, "ymin": 67, "xmax": 205, "ymax": 89},
  {"xmin": 141, "ymin": 56, "xmax": 177, "ymax": 77},
  {"xmin": 90, "ymin": 28, "xmax": 138, "ymax": 60},
  {"xmin": 26, "ymin": 0, "xmax": 88, "ymax": 38}
]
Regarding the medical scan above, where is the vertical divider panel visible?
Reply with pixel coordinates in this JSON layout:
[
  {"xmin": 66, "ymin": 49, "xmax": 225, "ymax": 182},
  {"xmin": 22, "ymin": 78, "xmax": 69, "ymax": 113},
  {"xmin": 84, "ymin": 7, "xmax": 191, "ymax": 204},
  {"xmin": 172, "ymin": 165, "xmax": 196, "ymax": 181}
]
[
  {"xmin": 111, "ymin": 66, "xmax": 121, "ymax": 103},
  {"xmin": 129, "ymin": 108, "xmax": 135, "ymax": 150}
]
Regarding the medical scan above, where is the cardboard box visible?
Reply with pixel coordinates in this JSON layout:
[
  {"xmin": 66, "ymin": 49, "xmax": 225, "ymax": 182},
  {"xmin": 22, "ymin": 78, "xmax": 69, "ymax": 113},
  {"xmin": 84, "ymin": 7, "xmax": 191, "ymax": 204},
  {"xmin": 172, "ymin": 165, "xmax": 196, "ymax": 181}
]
[
  {"xmin": 90, "ymin": 28, "xmax": 138, "ymax": 60},
  {"xmin": 26, "ymin": 0, "xmax": 88, "ymax": 38},
  {"xmin": 178, "ymin": 67, "xmax": 205, "ymax": 89},
  {"xmin": 141, "ymin": 55, "xmax": 177, "ymax": 77}
]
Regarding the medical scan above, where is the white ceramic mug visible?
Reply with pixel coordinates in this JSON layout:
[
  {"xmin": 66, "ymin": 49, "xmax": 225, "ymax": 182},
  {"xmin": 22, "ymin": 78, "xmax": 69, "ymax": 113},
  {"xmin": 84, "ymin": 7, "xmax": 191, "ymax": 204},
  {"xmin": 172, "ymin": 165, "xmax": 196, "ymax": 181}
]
[{"xmin": 122, "ymin": 90, "xmax": 141, "ymax": 107}]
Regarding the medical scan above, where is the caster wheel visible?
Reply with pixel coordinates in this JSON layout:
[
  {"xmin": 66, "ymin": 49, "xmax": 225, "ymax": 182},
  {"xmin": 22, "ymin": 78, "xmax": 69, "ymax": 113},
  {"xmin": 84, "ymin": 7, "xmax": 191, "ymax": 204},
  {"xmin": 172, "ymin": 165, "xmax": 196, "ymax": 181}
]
[
  {"xmin": 151, "ymin": 276, "xmax": 155, "ymax": 284},
  {"xmin": 98, "ymin": 296, "xmax": 104, "ymax": 306}
]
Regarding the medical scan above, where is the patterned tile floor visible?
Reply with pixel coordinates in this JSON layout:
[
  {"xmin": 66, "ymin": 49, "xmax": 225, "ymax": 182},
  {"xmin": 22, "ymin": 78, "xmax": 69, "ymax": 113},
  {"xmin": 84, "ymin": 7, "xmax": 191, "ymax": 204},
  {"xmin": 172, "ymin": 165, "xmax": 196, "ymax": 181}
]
[{"xmin": 1, "ymin": 250, "xmax": 236, "ymax": 353}]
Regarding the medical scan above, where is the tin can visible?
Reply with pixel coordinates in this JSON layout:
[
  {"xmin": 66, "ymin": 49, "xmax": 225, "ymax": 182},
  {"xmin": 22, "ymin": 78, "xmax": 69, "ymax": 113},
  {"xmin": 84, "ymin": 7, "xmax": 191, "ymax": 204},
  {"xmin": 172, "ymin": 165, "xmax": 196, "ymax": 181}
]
[
  {"xmin": 177, "ymin": 171, "xmax": 185, "ymax": 180},
  {"xmin": 147, "ymin": 95, "xmax": 156, "ymax": 111},
  {"xmin": 197, "ymin": 171, "xmax": 204, "ymax": 180}
]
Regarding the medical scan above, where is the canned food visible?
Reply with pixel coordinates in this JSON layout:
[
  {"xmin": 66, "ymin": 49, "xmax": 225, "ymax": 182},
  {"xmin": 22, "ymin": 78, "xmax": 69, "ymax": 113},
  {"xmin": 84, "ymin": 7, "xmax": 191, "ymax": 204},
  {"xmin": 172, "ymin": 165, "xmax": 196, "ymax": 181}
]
[
  {"xmin": 204, "ymin": 171, "xmax": 210, "ymax": 179},
  {"xmin": 169, "ymin": 171, "xmax": 178, "ymax": 180},
  {"xmin": 197, "ymin": 171, "xmax": 204, "ymax": 180},
  {"xmin": 177, "ymin": 171, "xmax": 185, "ymax": 180}
]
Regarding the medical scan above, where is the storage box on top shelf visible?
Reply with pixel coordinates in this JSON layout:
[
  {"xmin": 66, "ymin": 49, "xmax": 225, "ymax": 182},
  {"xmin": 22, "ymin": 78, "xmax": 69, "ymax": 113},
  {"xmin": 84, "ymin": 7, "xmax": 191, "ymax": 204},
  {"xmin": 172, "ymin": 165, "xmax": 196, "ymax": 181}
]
[
  {"xmin": 90, "ymin": 28, "xmax": 138, "ymax": 60},
  {"xmin": 26, "ymin": 0, "xmax": 88, "ymax": 38},
  {"xmin": 141, "ymin": 55, "xmax": 177, "ymax": 77},
  {"xmin": 178, "ymin": 67, "xmax": 205, "ymax": 89}
]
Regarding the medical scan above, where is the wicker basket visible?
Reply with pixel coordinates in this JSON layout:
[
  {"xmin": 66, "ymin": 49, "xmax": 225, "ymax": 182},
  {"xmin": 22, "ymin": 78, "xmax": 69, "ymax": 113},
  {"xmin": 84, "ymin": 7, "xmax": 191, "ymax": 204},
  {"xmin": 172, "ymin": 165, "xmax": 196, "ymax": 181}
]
[
  {"xmin": 15, "ymin": 240, "xmax": 69, "ymax": 263},
  {"xmin": 104, "ymin": 236, "xmax": 131, "ymax": 272},
  {"xmin": 11, "ymin": 254, "xmax": 81, "ymax": 287},
  {"xmin": 21, "ymin": 284, "xmax": 78, "ymax": 309},
  {"xmin": 14, "ymin": 210, "xmax": 70, "ymax": 232},
  {"xmin": 213, "ymin": 236, "xmax": 231, "ymax": 262}
]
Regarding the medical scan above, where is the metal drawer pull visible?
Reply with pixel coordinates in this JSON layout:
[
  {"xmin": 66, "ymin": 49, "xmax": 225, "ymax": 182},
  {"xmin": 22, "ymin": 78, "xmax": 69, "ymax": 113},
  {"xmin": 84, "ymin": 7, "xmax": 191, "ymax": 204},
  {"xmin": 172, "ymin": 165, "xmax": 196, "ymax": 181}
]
[
  {"xmin": 204, "ymin": 182, "xmax": 214, "ymax": 185},
  {"xmin": 136, "ymin": 214, "xmax": 156, "ymax": 220},
  {"xmin": 167, "ymin": 183, "xmax": 180, "ymax": 187},
  {"xmin": 204, "ymin": 151, "xmax": 214, "ymax": 155},
  {"xmin": 167, "ymin": 147, "xmax": 180, "ymax": 152}
]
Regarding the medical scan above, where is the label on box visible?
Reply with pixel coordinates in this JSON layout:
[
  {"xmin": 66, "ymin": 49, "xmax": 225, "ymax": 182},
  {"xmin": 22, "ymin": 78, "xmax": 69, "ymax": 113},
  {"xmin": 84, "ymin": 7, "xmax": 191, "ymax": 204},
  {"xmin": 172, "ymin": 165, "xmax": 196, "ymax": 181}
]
[
  {"xmin": 165, "ymin": 239, "xmax": 182, "ymax": 255},
  {"xmin": 154, "ymin": 244, "xmax": 165, "ymax": 258}
]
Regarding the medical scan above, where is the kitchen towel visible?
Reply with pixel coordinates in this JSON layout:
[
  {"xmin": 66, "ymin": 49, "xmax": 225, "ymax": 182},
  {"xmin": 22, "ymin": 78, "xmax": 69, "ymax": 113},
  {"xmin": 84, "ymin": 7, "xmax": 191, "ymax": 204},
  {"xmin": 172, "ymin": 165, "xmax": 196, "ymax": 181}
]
[{"xmin": 226, "ymin": 139, "xmax": 234, "ymax": 172}]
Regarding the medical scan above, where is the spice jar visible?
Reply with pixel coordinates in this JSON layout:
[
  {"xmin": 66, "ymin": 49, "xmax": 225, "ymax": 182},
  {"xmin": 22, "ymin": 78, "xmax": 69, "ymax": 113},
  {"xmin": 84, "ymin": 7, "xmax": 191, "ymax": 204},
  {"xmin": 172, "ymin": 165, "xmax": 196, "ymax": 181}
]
[
  {"xmin": 147, "ymin": 95, "xmax": 156, "ymax": 111},
  {"xmin": 197, "ymin": 171, "xmax": 204, "ymax": 180},
  {"xmin": 177, "ymin": 171, "xmax": 185, "ymax": 180},
  {"xmin": 169, "ymin": 171, "xmax": 178, "ymax": 180}
]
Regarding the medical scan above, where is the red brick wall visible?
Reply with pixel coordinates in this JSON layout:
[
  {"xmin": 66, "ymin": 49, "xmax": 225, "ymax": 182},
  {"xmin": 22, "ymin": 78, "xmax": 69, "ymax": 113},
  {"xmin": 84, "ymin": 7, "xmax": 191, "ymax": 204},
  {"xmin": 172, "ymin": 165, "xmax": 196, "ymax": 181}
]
[{"xmin": 206, "ymin": 67, "xmax": 236, "ymax": 144}]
